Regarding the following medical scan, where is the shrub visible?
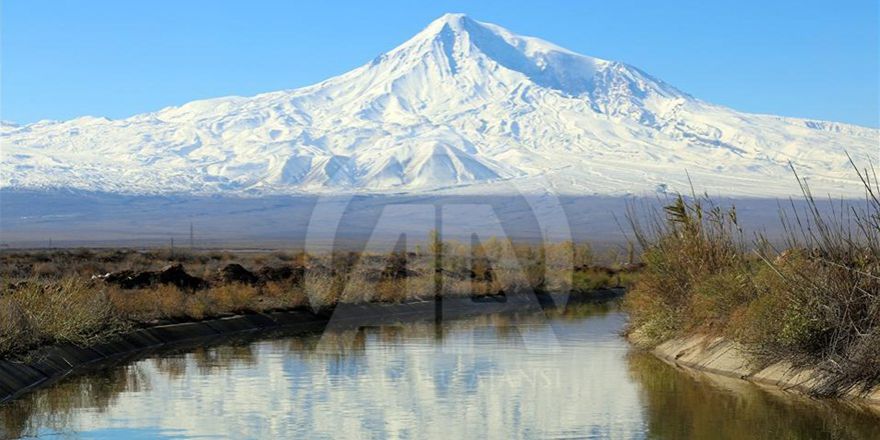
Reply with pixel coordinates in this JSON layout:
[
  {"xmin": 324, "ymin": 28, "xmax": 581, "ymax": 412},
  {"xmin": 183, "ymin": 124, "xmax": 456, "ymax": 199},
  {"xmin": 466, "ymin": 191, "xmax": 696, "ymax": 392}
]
[
  {"xmin": 207, "ymin": 283, "xmax": 258, "ymax": 313},
  {"xmin": 0, "ymin": 278, "xmax": 122, "ymax": 357},
  {"xmin": 571, "ymin": 271, "xmax": 612, "ymax": 292},
  {"xmin": 625, "ymin": 159, "xmax": 880, "ymax": 396},
  {"xmin": 305, "ymin": 272, "xmax": 343, "ymax": 311}
]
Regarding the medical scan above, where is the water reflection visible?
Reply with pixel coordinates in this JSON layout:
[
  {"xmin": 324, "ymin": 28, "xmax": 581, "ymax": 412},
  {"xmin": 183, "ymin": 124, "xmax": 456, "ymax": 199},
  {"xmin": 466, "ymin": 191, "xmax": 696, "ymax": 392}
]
[
  {"xmin": 0, "ymin": 302, "xmax": 877, "ymax": 439},
  {"xmin": 628, "ymin": 352, "xmax": 880, "ymax": 440}
]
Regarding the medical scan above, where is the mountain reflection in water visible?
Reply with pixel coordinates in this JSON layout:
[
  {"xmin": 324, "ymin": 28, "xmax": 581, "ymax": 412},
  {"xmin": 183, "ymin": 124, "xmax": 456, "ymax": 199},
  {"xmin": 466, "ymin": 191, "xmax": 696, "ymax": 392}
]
[{"xmin": 1, "ymin": 302, "xmax": 877, "ymax": 439}]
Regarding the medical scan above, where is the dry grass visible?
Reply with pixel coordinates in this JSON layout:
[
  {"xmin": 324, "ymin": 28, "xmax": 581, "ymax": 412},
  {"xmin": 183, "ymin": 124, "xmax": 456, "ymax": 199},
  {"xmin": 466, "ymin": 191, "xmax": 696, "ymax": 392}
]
[
  {"xmin": 107, "ymin": 281, "xmax": 307, "ymax": 322},
  {"xmin": 0, "ymin": 233, "xmax": 636, "ymax": 358},
  {"xmin": 0, "ymin": 278, "xmax": 124, "ymax": 357},
  {"xmin": 624, "ymin": 159, "xmax": 880, "ymax": 397}
]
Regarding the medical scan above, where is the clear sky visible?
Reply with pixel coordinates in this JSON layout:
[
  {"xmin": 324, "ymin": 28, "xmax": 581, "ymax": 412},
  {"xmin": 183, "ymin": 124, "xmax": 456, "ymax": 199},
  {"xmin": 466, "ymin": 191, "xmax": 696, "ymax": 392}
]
[{"xmin": 2, "ymin": 0, "xmax": 878, "ymax": 127}]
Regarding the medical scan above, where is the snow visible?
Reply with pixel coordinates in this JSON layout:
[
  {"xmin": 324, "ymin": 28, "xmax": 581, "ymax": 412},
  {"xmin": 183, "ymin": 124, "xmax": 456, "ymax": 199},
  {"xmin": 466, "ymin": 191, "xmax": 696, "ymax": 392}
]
[{"xmin": 1, "ymin": 13, "xmax": 878, "ymax": 198}]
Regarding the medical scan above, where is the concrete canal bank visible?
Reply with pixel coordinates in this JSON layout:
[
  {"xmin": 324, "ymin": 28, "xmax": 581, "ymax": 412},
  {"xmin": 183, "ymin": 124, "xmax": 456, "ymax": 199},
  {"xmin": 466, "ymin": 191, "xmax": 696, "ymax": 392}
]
[
  {"xmin": 0, "ymin": 289, "xmax": 623, "ymax": 403},
  {"xmin": 649, "ymin": 334, "xmax": 880, "ymax": 406}
]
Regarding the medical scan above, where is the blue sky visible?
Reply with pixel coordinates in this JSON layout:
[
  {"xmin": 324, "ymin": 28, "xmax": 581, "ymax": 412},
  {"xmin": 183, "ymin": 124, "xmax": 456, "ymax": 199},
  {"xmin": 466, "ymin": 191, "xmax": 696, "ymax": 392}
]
[{"xmin": 2, "ymin": 0, "xmax": 878, "ymax": 127}]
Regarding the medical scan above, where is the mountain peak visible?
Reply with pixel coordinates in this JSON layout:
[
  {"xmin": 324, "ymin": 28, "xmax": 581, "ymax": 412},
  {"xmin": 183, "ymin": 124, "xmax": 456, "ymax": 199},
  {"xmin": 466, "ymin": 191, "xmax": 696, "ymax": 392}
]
[
  {"xmin": 428, "ymin": 12, "xmax": 471, "ymax": 29},
  {"xmin": 417, "ymin": 14, "xmax": 588, "ymax": 59},
  {"xmin": 2, "ymin": 15, "xmax": 876, "ymax": 198},
  {"xmin": 385, "ymin": 14, "xmax": 615, "ymax": 97},
  {"xmin": 411, "ymin": 12, "xmax": 481, "ymax": 46}
]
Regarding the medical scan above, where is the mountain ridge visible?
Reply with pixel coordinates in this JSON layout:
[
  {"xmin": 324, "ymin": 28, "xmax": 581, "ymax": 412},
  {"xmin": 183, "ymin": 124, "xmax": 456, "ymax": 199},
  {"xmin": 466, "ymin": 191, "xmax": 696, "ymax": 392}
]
[{"xmin": 2, "ymin": 13, "xmax": 877, "ymax": 198}]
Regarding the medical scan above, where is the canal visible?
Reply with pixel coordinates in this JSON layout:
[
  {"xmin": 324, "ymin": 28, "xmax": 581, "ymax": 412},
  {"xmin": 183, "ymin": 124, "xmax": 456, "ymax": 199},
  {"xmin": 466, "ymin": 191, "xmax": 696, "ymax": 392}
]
[{"xmin": 1, "ymin": 301, "xmax": 878, "ymax": 439}]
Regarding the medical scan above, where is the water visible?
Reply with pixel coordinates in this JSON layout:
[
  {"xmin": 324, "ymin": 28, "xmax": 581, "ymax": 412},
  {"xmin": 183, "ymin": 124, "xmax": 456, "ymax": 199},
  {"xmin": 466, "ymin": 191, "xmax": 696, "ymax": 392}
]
[{"xmin": 1, "ymin": 302, "xmax": 878, "ymax": 439}]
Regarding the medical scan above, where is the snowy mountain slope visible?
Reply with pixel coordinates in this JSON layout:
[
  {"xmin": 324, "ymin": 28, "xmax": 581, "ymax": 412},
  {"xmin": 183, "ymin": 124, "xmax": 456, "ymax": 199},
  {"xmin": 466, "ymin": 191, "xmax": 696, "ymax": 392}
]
[{"xmin": 2, "ymin": 13, "xmax": 877, "ymax": 197}]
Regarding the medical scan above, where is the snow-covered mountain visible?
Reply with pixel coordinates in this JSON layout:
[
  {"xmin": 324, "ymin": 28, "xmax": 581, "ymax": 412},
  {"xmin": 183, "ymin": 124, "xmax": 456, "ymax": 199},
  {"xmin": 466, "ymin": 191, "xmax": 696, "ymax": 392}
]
[{"xmin": 2, "ymin": 13, "xmax": 877, "ymax": 197}]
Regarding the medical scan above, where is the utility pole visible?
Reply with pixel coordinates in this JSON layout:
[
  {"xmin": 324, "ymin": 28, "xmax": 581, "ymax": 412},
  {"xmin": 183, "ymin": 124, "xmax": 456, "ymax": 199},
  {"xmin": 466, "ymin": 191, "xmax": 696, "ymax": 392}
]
[
  {"xmin": 171, "ymin": 237, "xmax": 175, "ymax": 258},
  {"xmin": 190, "ymin": 222, "xmax": 194, "ymax": 250}
]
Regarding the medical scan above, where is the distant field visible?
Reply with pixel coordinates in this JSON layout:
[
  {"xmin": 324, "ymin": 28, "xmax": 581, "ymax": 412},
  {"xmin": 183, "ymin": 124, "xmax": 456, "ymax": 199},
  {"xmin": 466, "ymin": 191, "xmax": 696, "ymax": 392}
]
[
  {"xmin": 0, "ymin": 240, "xmax": 638, "ymax": 359},
  {"xmin": 0, "ymin": 190, "xmax": 833, "ymax": 249}
]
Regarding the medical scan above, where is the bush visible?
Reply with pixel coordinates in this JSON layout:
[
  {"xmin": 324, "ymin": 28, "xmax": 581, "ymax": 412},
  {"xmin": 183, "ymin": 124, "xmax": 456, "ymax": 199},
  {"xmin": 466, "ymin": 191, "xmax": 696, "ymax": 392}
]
[
  {"xmin": 625, "ymin": 159, "xmax": 880, "ymax": 396},
  {"xmin": 0, "ymin": 278, "xmax": 122, "ymax": 357},
  {"xmin": 571, "ymin": 271, "xmax": 611, "ymax": 292}
]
